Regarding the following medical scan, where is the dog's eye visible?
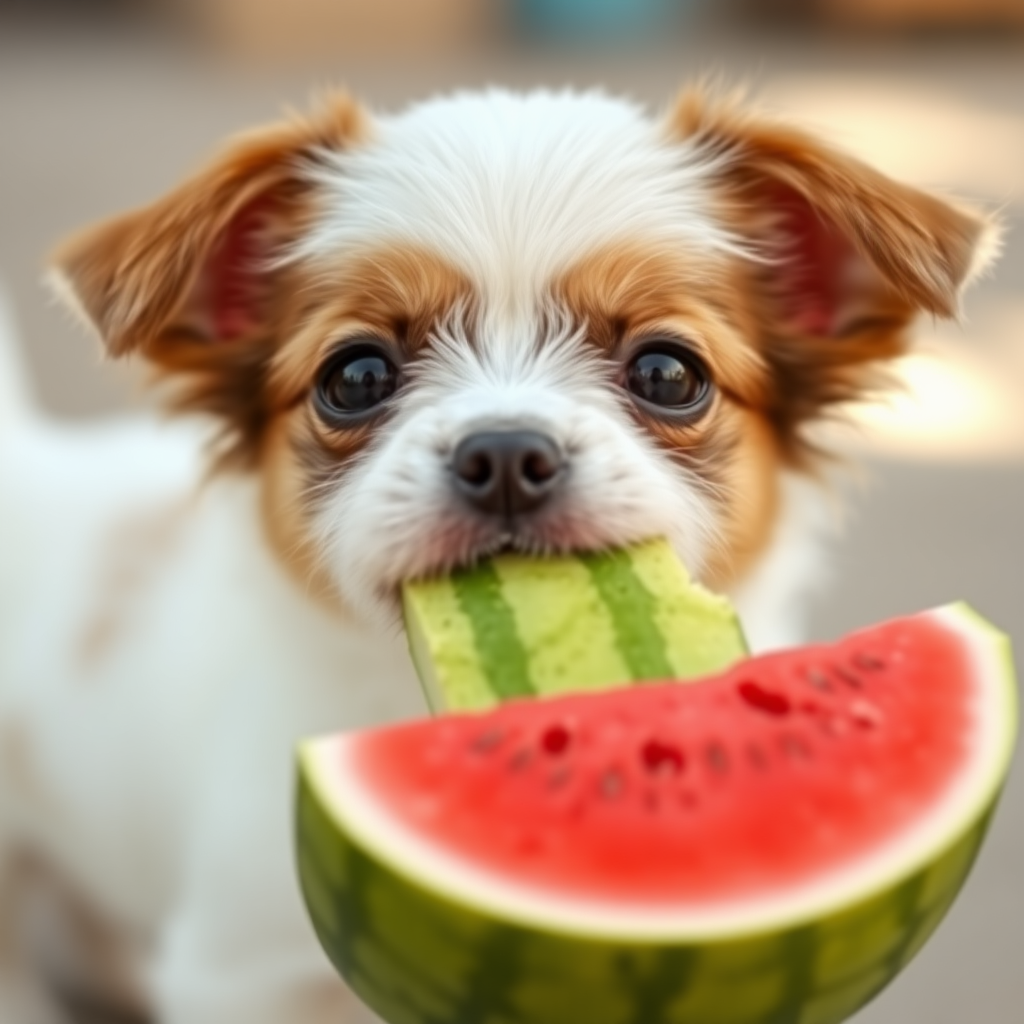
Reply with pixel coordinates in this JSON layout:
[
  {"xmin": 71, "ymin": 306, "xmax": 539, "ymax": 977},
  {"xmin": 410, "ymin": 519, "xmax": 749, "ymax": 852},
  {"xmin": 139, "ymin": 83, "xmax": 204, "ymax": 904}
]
[
  {"xmin": 625, "ymin": 345, "xmax": 711, "ymax": 414},
  {"xmin": 316, "ymin": 345, "xmax": 399, "ymax": 420}
]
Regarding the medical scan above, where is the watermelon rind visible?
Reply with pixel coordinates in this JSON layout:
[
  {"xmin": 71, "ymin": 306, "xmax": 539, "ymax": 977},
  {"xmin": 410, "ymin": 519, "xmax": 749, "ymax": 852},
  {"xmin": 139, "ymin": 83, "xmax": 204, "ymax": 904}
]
[
  {"xmin": 298, "ymin": 767, "xmax": 992, "ymax": 1024},
  {"xmin": 297, "ymin": 604, "xmax": 1016, "ymax": 1024},
  {"xmin": 403, "ymin": 538, "xmax": 748, "ymax": 712}
]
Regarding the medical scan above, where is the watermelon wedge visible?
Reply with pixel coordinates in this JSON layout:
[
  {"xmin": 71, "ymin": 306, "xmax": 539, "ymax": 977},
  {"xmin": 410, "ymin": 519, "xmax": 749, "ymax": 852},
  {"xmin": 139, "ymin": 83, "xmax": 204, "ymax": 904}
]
[
  {"xmin": 403, "ymin": 538, "xmax": 748, "ymax": 711},
  {"xmin": 298, "ymin": 604, "xmax": 1016, "ymax": 1024}
]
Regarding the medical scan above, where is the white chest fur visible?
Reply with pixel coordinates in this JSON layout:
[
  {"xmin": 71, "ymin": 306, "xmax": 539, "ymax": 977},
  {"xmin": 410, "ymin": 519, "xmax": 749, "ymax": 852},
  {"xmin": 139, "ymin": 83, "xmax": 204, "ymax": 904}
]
[{"xmin": 0, "ymin": 418, "xmax": 426, "ymax": 944}]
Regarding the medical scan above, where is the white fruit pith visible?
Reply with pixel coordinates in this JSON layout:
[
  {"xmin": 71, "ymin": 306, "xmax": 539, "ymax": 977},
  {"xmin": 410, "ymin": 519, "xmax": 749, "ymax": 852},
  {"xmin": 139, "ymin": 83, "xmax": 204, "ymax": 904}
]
[{"xmin": 301, "ymin": 604, "xmax": 1016, "ymax": 941}]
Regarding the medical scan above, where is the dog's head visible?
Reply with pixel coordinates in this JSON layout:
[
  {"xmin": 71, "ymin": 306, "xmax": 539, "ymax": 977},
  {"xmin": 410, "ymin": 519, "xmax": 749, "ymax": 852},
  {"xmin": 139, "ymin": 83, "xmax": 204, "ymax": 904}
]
[{"xmin": 52, "ymin": 89, "xmax": 995, "ymax": 624}]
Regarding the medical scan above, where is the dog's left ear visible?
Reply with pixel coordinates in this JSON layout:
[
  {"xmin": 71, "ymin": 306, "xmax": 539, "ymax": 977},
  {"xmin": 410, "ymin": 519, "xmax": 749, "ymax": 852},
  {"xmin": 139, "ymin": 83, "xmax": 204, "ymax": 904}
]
[
  {"xmin": 50, "ymin": 93, "xmax": 367, "ymax": 461},
  {"xmin": 52, "ymin": 95, "xmax": 367, "ymax": 359}
]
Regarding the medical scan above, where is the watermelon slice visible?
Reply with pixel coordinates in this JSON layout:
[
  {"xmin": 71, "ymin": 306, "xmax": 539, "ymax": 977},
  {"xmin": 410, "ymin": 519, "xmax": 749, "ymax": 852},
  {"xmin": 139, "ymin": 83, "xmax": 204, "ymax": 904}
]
[
  {"xmin": 298, "ymin": 604, "xmax": 1016, "ymax": 1024},
  {"xmin": 403, "ymin": 538, "xmax": 748, "ymax": 711}
]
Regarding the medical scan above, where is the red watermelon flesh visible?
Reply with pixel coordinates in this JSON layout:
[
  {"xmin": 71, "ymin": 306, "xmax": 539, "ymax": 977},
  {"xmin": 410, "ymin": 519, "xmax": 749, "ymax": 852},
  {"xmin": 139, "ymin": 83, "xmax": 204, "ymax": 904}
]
[{"xmin": 338, "ymin": 612, "xmax": 983, "ymax": 910}]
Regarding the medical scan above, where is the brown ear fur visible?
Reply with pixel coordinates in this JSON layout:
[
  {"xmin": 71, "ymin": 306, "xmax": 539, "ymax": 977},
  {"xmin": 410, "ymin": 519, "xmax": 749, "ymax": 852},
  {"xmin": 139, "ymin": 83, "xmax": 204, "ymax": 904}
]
[
  {"xmin": 671, "ymin": 89, "xmax": 996, "ymax": 321},
  {"xmin": 668, "ymin": 89, "xmax": 999, "ymax": 459},
  {"xmin": 50, "ymin": 93, "xmax": 367, "ymax": 463}
]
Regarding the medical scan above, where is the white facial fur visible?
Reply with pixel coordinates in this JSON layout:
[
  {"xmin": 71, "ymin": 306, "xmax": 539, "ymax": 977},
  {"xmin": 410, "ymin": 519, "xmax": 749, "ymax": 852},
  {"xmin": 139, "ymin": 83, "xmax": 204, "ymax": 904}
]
[
  {"xmin": 302, "ymin": 90, "xmax": 740, "ymax": 311},
  {"xmin": 297, "ymin": 90, "xmax": 745, "ymax": 622},
  {"xmin": 313, "ymin": 311, "xmax": 718, "ymax": 625}
]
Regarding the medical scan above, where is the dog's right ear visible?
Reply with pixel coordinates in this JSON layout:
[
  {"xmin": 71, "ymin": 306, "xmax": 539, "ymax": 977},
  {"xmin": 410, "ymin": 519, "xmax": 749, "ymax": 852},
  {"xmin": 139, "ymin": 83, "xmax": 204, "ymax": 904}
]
[
  {"xmin": 50, "ymin": 94, "xmax": 368, "ymax": 360},
  {"xmin": 668, "ymin": 89, "xmax": 999, "ymax": 462}
]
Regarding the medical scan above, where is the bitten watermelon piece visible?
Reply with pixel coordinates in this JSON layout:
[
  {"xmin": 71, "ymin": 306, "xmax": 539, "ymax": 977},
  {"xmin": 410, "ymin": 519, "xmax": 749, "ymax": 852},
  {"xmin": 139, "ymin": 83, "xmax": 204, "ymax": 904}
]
[
  {"xmin": 403, "ymin": 538, "xmax": 748, "ymax": 710},
  {"xmin": 298, "ymin": 604, "xmax": 1017, "ymax": 1024}
]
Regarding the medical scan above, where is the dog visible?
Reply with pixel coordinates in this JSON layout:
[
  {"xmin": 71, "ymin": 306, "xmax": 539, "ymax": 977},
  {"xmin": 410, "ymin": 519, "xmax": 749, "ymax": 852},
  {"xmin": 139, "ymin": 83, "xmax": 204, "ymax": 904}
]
[{"xmin": 0, "ymin": 87, "xmax": 996, "ymax": 1022}]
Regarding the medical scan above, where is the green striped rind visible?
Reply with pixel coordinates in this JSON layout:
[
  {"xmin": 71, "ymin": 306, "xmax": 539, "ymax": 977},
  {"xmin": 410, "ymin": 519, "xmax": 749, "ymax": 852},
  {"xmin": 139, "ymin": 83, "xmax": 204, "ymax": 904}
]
[
  {"xmin": 403, "ymin": 538, "xmax": 747, "ymax": 712},
  {"xmin": 297, "ymin": 757, "xmax": 1000, "ymax": 1024}
]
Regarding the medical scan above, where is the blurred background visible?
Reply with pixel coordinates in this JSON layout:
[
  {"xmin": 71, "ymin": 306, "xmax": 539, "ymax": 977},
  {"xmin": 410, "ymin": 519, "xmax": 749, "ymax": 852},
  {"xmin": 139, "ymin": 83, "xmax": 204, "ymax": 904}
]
[{"xmin": 0, "ymin": 1, "xmax": 1022, "ymax": 1022}]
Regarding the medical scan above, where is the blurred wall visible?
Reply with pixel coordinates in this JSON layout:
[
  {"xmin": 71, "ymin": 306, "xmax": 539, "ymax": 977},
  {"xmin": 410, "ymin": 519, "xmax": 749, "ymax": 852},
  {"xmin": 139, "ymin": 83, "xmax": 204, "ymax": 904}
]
[{"xmin": 175, "ymin": 0, "xmax": 498, "ymax": 55}]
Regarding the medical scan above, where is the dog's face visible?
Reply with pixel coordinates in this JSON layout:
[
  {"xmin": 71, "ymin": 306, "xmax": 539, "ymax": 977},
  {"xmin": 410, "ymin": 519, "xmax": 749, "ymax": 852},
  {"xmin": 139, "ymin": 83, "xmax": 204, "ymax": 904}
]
[{"xmin": 52, "ymin": 89, "xmax": 994, "ymax": 624}]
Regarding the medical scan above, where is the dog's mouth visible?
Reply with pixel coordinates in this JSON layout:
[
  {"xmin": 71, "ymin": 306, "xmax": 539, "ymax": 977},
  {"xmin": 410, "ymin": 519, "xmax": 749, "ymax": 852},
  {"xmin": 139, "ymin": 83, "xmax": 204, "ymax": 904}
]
[
  {"xmin": 441, "ymin": 522, "xmax": 564, "ymax": 573},
  {"xmin": 485, "ymin": 529, "xmax": 529, "ymax": 557},
  {"xmin": 370, "ymin": 516, "xmax": 683, "ymax": 631},
  {"xmin": 368, "ymin": 490, "xmax": 672, "ymax": 621},
  {"xmin": 381, "ymin": 517, "xmax": 589, "ymax": 607}
]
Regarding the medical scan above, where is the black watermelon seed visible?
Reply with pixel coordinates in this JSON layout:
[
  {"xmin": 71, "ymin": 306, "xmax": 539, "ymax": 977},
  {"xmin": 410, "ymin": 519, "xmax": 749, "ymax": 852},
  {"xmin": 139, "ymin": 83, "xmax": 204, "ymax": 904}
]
[
  {"xmin": 600, "ymin": 769, "xmax": 625, "ymax": 800},
  {"xmin": 547, "ymin": 767, "xmax": 572, "ymax": 791},
  {"xmin": 834, "ymin": 665, "xmax": 863, "ymax": 689},
  {"xmin": 853, "ymin": 652, "xmax": 887, "ymax": 671},
  {"xmin": 738, "ymin": 681, "xmax": 791, "ymax": 716},
  {"xmin": 541, "ymin": 723, "xmax": 571, "ymax": 755},
  {"xmin": 508, "ymin": 748, "xmax": 533, "ymax": 772},
  {"xmin": 805, "ymin": 667, "xmax": 833, "ymax": 691},
  {"xmin": 471, "ymin": 728, "xmax": 505, "ymax": 754},
  {"xmin": 706, "ymin": 742, "xmax": 730, "ymax": 774}
]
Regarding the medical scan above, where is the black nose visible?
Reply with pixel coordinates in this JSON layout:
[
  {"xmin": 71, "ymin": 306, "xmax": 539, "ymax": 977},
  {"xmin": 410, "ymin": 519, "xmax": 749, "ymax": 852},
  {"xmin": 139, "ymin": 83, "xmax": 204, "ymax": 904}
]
[{"xmin": 452, "ymin": 430, "xmax": 564, "ymax": 519}]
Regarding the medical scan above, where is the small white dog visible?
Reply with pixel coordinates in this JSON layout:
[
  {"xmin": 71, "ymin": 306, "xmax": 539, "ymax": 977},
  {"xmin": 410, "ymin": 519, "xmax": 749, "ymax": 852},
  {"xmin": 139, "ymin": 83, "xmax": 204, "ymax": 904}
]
[{"xmin": 0, "ymin": 88, "xmax": 995, "ymax": 1023}]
